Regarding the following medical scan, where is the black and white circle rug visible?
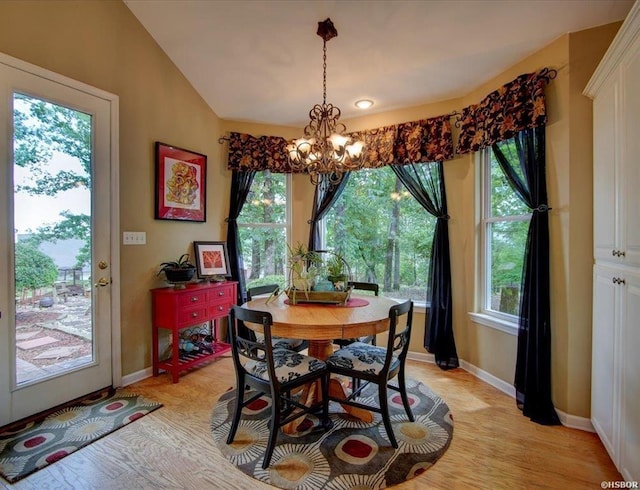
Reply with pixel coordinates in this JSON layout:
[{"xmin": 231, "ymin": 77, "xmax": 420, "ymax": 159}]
[{"xmin": 210, "ymin": 377, "xmax": 453, "ymax": 489}]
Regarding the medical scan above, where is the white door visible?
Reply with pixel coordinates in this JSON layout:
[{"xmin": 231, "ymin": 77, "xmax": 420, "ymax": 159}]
[{"xmin": 0, "ymin": 53, "xmax": 120, "ymax": 425}]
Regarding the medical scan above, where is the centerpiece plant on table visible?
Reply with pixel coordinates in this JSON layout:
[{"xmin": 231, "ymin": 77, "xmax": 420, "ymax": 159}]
[
  {"xmin": 286, "ymin": 243, "xmax": 322, "ymax": 298},
  {"xmin": 325, "ymin": 251, "xmax": 348, "ymax": 290}
]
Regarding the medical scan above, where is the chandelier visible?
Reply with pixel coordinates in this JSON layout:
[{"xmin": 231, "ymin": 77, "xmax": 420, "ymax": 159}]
[{"xmin": 286, "ymin": 18, "xmax": 366, "ymax": 186}]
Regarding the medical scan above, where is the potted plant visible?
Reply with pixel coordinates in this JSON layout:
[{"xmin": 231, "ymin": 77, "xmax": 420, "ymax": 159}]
[
  {"xmin": 326, "ymin": 251, "xmax": 348, "ymax": 290},
  {"xmin": 286, "ymin": 243, "xmax": 322, "ymax": 292},
  {"xmin": 158, "ymin": 253, "xmax": 197, "ymax": 285}
]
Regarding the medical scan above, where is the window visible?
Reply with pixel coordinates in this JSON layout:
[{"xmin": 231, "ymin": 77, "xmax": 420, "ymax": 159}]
[
  {"xmin": 479, "ymin": 148, "xmax": 530, "ymax": 325},
  {"xmin": 237, "ymin": 171, "xmax": 290, "ymax": 289},
  {"xmin": 322, "ymin": 167, "xmax": 434, "ymax": 304}
]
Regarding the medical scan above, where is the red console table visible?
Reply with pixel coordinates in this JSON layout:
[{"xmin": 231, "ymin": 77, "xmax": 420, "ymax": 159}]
[{"xmin": 151, "ymin": 281, "xmax": 237, "ymax": 383}]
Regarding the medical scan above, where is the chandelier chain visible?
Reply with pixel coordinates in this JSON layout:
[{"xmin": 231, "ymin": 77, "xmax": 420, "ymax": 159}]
[{"xmin": 323, "ymin": 39, "xmax": 327, "ymax": 106}]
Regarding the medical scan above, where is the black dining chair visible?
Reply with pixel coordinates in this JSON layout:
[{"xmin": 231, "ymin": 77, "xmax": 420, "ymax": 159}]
[
  {"xmin": 348, "ymin": 281, "xmax": 379, "ymax": 296},
  {"xmin": 326, "ymin": 299, "xmax": 414, "ymax": 448},
  {"xmin": 246, "ymin": 284, "xmax": 308, "ymax": 352},
  {"xmin": 333, "ymin": 281, "xmax": 380, "ymax": 348},
  {"xmin": 226, "ymin": 305, "xmax": 330, "ymax": 468}
]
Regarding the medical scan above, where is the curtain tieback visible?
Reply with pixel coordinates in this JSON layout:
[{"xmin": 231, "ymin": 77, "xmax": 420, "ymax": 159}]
[
  {"xmin": 533, "ymin": 204, "xmax": 551, "ymax": 213},
  {"xmin": 225, "ymin": 217, "xmax": 237, "ymax": 223},
  {"xmin": 437, "ymin": 214, "xmax": 450, "ymax": 220}
]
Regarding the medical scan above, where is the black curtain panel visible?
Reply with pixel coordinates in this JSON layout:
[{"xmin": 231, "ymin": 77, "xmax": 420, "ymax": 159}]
[
  {"xmin": 492, "ymin": 127, "xmax": 560, "ymax": 425},
  {"xmin": 226, "ymin": 169, "xmax": 256, "ymax": 308},
  {"xmin": 308, "ymin": 172, "xmax": 351, "ymax": 251},
  {"xmin": 391, "ymin": 161, "xmax": 458, "ymax": 370}
]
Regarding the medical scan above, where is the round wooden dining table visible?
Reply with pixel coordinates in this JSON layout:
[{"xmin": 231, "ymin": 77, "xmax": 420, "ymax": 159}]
[
  {"xmin": 244, "ymin": 293, "xmax": 398, "ymax": 358},
  {"xmin": 242, "ymin": 293, "xmax": 399, "ymax": 432}
]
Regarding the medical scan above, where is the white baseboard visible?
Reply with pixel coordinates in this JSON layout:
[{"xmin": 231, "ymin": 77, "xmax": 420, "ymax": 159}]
[
  {"xmin": 458, "ymin": 359, "xmax": 517, "ymax": 398},
  {"xmin": 120, "ymin": 350, "xmax": 594, "ymax": 432},
  {"xmin": 554, "ymin": 409, "xmax": 595, "ymax": 432},
  {"xmin": 407, "ymin": 351, "xmax": 435, "ymax": 363},
  {"xmin": 409, "ymin": 353, "xmax": 594, "ymax": 432},
  {"xmin": 121, "ymin": 367, "xmax": 153, "ymax": 387}
]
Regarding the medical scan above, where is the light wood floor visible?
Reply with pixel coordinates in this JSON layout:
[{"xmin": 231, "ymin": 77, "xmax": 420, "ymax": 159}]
[{"xmin": 2, "ymin": 357, "xmax": 621, "ymax": 489}]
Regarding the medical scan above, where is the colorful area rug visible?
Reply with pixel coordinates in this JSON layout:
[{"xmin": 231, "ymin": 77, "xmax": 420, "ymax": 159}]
[
  {"xmin": 0, "ymin": 391, "xmax": 162, "ymax": 483},
  {"xmin": 210, "ymin": 377, "xmax": 453, "ymax": 489}
]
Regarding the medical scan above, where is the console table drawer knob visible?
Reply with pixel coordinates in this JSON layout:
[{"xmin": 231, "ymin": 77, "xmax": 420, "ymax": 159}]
[
  {"xmin": 191, "ymin": 296, "xmax": 199, "ymax": 302},
  {"xmin": 191, "ymin": 312, "xmax": 198, "ymax": 318}
]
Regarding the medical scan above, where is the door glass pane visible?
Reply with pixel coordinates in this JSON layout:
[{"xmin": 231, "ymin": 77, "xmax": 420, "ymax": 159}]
[{"xmin": 13, "ymin": 93, "xmax": 93, "ymax": 385}]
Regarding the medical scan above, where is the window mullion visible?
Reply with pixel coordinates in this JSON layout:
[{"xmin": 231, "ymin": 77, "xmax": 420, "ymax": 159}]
[{"xmin": 485, "ymin": 214, "xmax": 531, "ymax": 224}]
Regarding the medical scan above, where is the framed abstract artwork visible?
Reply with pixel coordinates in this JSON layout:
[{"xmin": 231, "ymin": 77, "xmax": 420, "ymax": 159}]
[
  {"xmin": 155, "ymin": 142, "xmax": 206, "ymax": 222},
  {"xmin": 193, "ymin": 241, "xmax": 231, "ymax": 279}
]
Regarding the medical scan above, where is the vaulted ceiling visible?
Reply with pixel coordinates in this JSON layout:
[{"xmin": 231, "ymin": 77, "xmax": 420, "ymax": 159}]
[{"xmin": 124, "ymin": 0, "xmax": 633, "ymax": 127}]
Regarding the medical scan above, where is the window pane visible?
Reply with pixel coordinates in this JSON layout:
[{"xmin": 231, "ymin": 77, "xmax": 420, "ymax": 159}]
[
  {"xmin": 238, "ymin": 171, "xmax": 288, "ymax": 290},
  {"xmin": 239, "ymin": 226, "xmax": 286, "ymax": 287},
  {"xmin": 490, "ymin": 154, "xmax": 529, "ymax": 217},
  {"xmin": 488, "ymin": 219, "xmax": 529, "ymax": 315},
  {"xmin": 237, "ymin": 170, "xmax": 286, "ymax": 224},
  {"xmin": 324, "ymin": 167, "xmax": 433, "ymax": 303}
]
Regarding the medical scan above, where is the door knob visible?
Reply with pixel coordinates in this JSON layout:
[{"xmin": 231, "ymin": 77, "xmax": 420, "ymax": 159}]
[{"xmin": 95, "ymin": 277, "xmax": 110, "ymax": 287}]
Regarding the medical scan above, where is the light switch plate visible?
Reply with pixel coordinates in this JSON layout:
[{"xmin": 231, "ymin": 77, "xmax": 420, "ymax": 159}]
[{"xmin": 123, "ymin": 231, "xmax": 146, "ymax": 245}]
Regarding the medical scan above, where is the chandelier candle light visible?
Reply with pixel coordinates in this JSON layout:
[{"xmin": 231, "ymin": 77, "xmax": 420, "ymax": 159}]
[{"xmin": 287, "ymin": 18, "xmax": 366, "ymax": 185}]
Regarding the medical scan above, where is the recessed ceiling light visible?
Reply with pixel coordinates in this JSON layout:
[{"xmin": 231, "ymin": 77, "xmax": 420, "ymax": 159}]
[{"xmin": 354, "ymin": 99, "xmax": 374, "ymax": 110}]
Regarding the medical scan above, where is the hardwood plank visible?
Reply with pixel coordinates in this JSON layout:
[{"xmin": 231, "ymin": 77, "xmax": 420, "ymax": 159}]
[{"xmin": 1, "ymin": 358, "xmax": 621, "ymax": 489}]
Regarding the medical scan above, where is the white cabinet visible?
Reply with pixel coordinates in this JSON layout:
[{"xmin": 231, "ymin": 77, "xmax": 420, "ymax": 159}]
[
  {"xmin": 591, "ymin": 24, "xmax": 640, "ymax": 268},
  {"xmin": 585, "ymin": 1, "xmax": 640, "ymax": 482},
  {"xmin": 591, "ymin": 264, "xmax": 640, "ymax": 483},
  {"xmin": 592, "ymin": 76, "xmax": 619, "ymax": 264},
  {"xmin": 590, "ymin": 266, "xmax": 617, "ymax": 458},
  {"xmin": 619, "ymin": 270, "xmax": 640, "ymax": 481}
]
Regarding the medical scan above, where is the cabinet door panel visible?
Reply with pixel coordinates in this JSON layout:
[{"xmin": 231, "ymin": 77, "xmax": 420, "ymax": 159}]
[
  {"xmin": 591, "ymin": 266, "xmax": 618, "ymax": 460},
  {"xmin": 619, "ymin": 271, "xmax": 640, "ymax": 481},
  {"xmin": 593, "ymin": 78, "xmax": 619, "ymax": 263},
  {"xmin": 622, "ymin": 45, "xmax": 640, "ymax": 267}
]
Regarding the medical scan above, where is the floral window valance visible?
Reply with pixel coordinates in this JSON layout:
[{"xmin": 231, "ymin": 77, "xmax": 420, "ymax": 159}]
[
  {"xmin": 354, "ymin": 114, "xmax": 454, "ymax": 168},
  {"xmin": 226, "ymin": 132, "xmax": 292, "ymax": 172},
  {"xmin": 226, "ymin": 115, "xmax": 454, "ymax": 173},
  {"xmin": 456, "ymin": 68, "xmax": 555, "ymax": 154}
]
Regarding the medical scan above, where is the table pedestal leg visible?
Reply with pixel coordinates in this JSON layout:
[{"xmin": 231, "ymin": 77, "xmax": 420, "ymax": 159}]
[{"xmin": 308, "ymin": 339, "xmax": 333, "ymax": 360}]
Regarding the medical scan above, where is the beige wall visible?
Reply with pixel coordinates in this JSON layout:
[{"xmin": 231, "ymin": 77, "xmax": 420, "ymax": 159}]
[
  {"xmin": 0, "ymin": 0, "xmax": 230, "ymax": 376},
  {"xmin": 343, "ymin": 23, "xmax": 618, "ymax": 418},
  {"xmin": 0, "ymin": 0, "xmax": 621, "ymax": 418},
  {"xmin": 452, "ymin": 24, "xmax": 619, "ymax": 418}
]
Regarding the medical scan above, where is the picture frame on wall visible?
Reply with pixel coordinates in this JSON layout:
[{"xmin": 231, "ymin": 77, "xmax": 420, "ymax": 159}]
[
  {"xmin": 193, "ymin": 241, "xmax": 231, "ymax": 280},
  {"xmin": 155, "ymin": 142, "xmax": 206, "ymax": 222}
]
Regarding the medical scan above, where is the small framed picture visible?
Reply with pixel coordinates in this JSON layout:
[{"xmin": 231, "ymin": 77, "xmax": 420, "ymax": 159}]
[
  {"xmin": 193, "ymin": 241, "xmax": 231, "ymax": 279},
  {"xmin": 155, "ymin": 142, "xmax": 206, "ymax": 222}
]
